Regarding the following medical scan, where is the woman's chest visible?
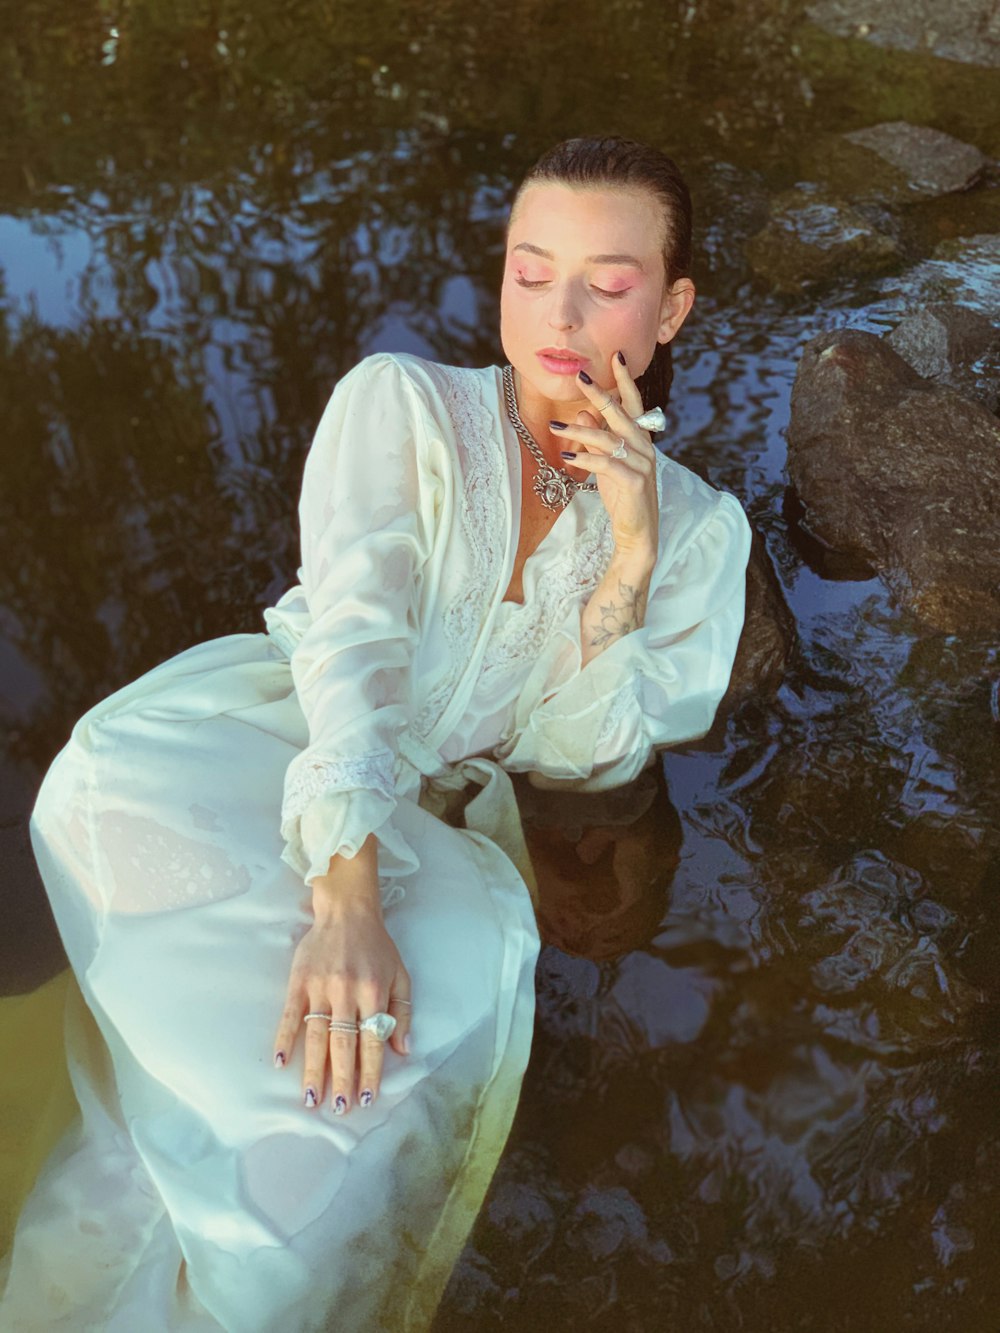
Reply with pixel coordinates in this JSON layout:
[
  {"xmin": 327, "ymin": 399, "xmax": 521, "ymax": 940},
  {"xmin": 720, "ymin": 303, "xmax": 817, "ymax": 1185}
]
[{"xmin": 500, "ymin": 466, "xmax": 565, "ymax": 607}]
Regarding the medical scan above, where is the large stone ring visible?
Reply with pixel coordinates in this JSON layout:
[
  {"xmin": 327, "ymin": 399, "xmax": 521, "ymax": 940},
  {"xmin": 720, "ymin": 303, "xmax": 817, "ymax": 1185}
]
[
  {"xmin": 611, "ymin": 438, "xmax": 628, "ymax": 460},
  {"xmin": 355, "ymin": 1011, "xmax": 397, "ymax": 1042},
  {"xmin": 633, "ymin": 406, "xmax": 666, "ymax": 432}
]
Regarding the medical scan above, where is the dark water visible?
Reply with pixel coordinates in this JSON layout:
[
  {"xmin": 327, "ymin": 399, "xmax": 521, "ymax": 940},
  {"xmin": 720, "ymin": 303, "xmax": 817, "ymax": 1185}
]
[{"xmin": 3, "ymin": 1, "xmax": 1000, "ymax": 1327}]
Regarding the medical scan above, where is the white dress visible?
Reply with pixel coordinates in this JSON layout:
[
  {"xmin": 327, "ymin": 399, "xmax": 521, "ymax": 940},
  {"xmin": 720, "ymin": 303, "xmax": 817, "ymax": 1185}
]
[{"xmin": 0, "ymin": 352, "xmax": 752, "ymax": 1332}]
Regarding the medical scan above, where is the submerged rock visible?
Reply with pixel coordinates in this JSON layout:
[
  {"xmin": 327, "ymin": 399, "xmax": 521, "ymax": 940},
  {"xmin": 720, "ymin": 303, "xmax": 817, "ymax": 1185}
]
[
  {"xmin": 806, "ymin": 0, "xmax": 1000, "ymax": 68},
  {"xmin": 746, "ymin": 186, "xmax": 899, "ymax": 293},
  {"xmin": 723, "ymin": 525, "xmax": 798, "ymax": 714},
  {"xmin": 868, "ymin": 232, "xmax": 1000, "ymax": 324},
  {"xmin": 886, "ymin": 303, "xmax": 1000, "ymax": 413},
  {"xmin": 804, "ymin": 122, "xmax": 989, "ymax": 206},
  {"xmin": 786, "ymin": 328, "xmax": 1000, "ymax": 633}
]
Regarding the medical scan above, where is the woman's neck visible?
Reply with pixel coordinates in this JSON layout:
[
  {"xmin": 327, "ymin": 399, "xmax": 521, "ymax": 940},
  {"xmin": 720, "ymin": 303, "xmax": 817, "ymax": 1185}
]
[{"xmin": 512, "ymin": 366, "xmax": 595, "ymax": 467}]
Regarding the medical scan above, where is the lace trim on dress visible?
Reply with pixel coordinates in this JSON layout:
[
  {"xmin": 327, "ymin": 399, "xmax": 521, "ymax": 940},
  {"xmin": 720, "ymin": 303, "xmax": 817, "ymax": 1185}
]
[
  {"xmin": 412, "ymin": 366, "xmax": 506, "ymax": 740},
  {"xmin": 479, "ymin": 501, "xmax": 615, "ymax": 683},
  {"xmin": 281, "ymin": 747, "xmax": 397, "ymax": 824}
]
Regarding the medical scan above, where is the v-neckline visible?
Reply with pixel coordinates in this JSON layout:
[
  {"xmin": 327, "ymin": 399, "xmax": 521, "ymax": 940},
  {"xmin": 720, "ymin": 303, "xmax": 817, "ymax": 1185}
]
[{"xmin": 493, "ymin": 365, "xmax": 582, "ymax": 609}]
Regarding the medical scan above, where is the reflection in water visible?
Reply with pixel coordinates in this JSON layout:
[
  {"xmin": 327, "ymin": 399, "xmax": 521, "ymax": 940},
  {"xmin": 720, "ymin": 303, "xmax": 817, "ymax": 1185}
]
[
  {"xmin": 517, "ymin": 766, "xmax": 682, "ymax": 961},
  {"xmin": 5, "ymin": 0, "xmax": 1000, "ymax": 1326}
]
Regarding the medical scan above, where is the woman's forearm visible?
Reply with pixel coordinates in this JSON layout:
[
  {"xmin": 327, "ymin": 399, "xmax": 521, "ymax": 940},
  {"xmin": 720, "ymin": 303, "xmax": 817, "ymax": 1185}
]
[
  {"xmin": 580, "ymin": 550, "xmax": 655, "ymax": 669},
  {"xmin": 309, "ymin": 832, "xmax": 382, "ymax": 920}
]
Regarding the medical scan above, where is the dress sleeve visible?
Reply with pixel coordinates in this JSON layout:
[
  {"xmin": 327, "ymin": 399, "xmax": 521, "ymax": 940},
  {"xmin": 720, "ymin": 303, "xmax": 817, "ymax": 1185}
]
[
  {"xmin": 277, "ymin": 353, "xmax": 437, "ymax": 896},
  {"xmin": 497, "ymin": 488, "xmax": 752, "ymax": 791}
]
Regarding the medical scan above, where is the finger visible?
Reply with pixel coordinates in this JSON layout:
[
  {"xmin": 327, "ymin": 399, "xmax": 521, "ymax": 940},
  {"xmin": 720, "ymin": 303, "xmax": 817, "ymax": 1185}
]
[
  {"xmin": 575, "ymin": 369, "xmax": 623, "ymax": 424},
  {"xmin": 274, "ymin": 987, "xmax": 305, "ymax": 1069},
  {"xmin": 387, "ymin": 969, "xmax": 413, "ymax": 1059},
  {"xmin": 548, "ymin": 419, "xmax": 627, "ymax": 451},
  {"xmin": 327, "ymin": 999, "xmax": 358, "ymax": 1114},
  {"xmin": 578, "ymin": 370, "xmax": 650, "ymax": 442},
  {"xmin": 557, "ymin": 447, "xmax": 651, "ymax": 480},
  {"xmin": 555, "ymin": 424, "xmax": 652, "ymax": 460},
  {"xmin": 356, "ymin": 982, "xmax": 389, "ymax": 1110},
  {"xmin": 611, "ymin": 351, "xmax": 644, "ymax": 418},
  {"xmin": 301, "ymin": 1003, "xmax": 332, "ymax": 1109}
]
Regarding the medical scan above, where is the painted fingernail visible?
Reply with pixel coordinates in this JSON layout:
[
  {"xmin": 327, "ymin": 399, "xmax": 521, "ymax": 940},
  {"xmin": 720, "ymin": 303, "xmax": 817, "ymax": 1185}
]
[
  {"xmin": 304, "ymin": 1086, "xmax": 318, "ymax": 1108},
  {"xmin": 360, "ymin": 1088, "xmax": 374, "ymax": 1108},
  {"xmin": 578, "ymin": 369, "xmax": 593, "ymax": 384},
  {"xmin": 333, "ymin": 1094, "xmax": 347, "ymax": 1115},
  {"xmin": 617, "ymin": 350, "xmax": 627, "ymax": 365},
  {"xmin": 274, "ymin": 1050, "xmax": 286, "ymax": 1068},
  {"xmin": 549, "ymin": 419, "xmax": 567, "ymax": 430},
  {"xmin": 560, "ymin": 451, "xmax": 577, "ymax": 460}
]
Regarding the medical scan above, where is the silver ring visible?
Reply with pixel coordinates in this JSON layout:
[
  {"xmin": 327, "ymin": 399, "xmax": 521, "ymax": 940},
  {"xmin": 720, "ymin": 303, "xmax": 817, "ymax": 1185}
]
[
  {"xmin": 356, "ymin": 1011, "xmax": 397, "ymax": 1042},
  {"xmin": 303, "ymin": 1011, "xmax": 334, "ymax": 1024},
  {"xmin": 598, "ymin": 391, "xmax": 616, "ymax": 410},
  {"xmin": 328, "ymin": 1019, "xmax": 360, "ymax": 1034},
  {"xmin": 611, "ymin": 438, "xmax": 628, "ymax": 460},
  {"xmin": 388, "ymin": 997, "xmax": 412, "ymax": 1006},
  {"xmin": 633, "ymin": 406, "xmax": 666, "ymax": 432}
]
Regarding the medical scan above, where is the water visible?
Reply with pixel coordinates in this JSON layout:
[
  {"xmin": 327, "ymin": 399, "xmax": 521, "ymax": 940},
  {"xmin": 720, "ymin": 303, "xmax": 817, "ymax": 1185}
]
[{"xmin": 3, "ymin": 1, "xmax": 1000, "ymax": 1326}]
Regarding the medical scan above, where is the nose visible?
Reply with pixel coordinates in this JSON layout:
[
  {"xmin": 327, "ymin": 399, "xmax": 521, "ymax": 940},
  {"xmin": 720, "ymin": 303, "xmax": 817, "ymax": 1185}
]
[{"xmin": 546, "ymin": 281, "xmax": 582, "ymax": 330}]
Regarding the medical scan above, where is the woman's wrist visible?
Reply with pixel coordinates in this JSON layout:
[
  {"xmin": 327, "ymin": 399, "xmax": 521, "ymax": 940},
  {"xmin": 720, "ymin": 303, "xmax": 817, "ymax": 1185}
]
[
  {"xmin": 580, "ymin": 550, "xmax": 654, "ymax": 668},
  {"xmin": 309, "ymin": 833, "xmax": 382, "ymax": 920}
]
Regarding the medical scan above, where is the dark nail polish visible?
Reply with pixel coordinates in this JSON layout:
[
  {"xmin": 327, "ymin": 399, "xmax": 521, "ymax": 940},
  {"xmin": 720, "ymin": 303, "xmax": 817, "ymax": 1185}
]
[
  {"xmin": 304, "ymin": 1086, "xmax": 317, "ymax": 1108},
  {"xmin": 274, "ymin": 1050, "xmax": 286, "ymax": 1068},
  {"xmin": 560, "ymin": 450, "xmax": 577, "ymax": 460},
  {"xmin": 549, "ymin": 420, "xmax": 567, "ymax": 430},
  {"xmin": 578, "ymin": 369, "xmax": 593, "ymax": 384},
  {"xmin": 617, "ymin": 350, "xmax": 627, "ymax": 365},
  {"xmin": 334, "ymin": 1094, "xmax": 347, "ymax": 1115},
  {"xmin": 360, "ymin": 1088, "xmax": 374, "ymax": 1108}
]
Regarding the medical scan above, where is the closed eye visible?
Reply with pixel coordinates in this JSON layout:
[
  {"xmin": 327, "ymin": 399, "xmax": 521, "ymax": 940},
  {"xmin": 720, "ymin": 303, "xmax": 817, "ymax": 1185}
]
[{"xmin": 515, "ymin": 278, "xmax": 629, "ymax": 299}]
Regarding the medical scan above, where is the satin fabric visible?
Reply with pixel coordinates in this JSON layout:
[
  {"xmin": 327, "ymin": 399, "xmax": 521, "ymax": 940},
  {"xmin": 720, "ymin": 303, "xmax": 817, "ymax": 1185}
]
[{"xmin": 1, "ymin": 351, "xmax": 752, "ymax": 1331}]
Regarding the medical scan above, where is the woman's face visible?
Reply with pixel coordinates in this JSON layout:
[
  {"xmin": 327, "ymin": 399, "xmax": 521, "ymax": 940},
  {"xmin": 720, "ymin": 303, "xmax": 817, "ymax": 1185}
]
[{"xmin": 500, "ymin": 180, "xmax": 693, "ymax": 401}]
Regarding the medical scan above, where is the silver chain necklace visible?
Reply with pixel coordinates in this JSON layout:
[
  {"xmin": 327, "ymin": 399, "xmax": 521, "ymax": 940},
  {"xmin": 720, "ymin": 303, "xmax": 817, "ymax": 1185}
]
[{"xmin": 501, "ymin": 363, "xmax": 599, "ymax": 512}]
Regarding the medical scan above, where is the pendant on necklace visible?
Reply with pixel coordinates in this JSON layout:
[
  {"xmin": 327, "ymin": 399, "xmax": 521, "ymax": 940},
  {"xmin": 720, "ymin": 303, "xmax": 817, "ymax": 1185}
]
[{"xmin": 532, "ymin": 463, "xmax": 576, "ymax": 512}]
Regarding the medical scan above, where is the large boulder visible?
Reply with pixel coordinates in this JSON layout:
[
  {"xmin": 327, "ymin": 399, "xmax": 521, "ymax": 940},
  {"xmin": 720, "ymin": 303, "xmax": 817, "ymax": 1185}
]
[
  {"xmin": 746, "ymin": 186, "xmax": 900, "ymax": 293},
  {"xmin": 803, "ymin": 122, "xmax": 989, "ymax": 206},
  {"xmin": 786, "ymin": 327, "xmax": 1000, "ymax": 633},
  {"xmin": 806, "ymin": 0, "xmax": 1000, "ymax": 68},
  {"xmin": 886, "ymin": 303, "xmax": 1000, "ymax": 414}
]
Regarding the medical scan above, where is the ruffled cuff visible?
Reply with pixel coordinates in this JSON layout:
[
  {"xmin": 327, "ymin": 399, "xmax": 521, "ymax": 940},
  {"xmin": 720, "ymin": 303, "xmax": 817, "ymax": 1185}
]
[{"xmin": 279, "ymin": 749, "xmax": 419, "ymax": 909}]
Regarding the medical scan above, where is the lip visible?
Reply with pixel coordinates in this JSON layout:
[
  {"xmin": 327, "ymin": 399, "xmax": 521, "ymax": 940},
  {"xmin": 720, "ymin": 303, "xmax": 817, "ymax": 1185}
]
[{"xmin": 537, "ymin": 348, "xmax": 589, "ymax": 375}]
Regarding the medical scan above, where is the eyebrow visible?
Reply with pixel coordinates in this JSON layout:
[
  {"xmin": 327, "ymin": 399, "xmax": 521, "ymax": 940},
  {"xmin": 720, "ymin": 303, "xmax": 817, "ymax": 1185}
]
[{"xmin": 512, "ymin": 241, "xmax": 646, "ymax": 270}]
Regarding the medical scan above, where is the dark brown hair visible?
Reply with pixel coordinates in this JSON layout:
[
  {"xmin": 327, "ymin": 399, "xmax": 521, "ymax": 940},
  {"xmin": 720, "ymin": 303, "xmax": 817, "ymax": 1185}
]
[{"xmin": 508, "ymin": 135, "xmax": 693, "ymax": 413}]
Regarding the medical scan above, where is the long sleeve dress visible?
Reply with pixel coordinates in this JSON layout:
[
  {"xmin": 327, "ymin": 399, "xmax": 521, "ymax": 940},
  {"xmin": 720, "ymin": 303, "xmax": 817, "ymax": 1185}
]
[{"xmin": 0, "ymin": 351, "xmax": 752, "ymax": 1333}]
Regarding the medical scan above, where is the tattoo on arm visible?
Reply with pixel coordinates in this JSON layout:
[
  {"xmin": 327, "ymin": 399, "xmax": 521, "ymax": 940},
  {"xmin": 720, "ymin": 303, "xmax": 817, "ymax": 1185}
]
[{"xmin": 586, "ymin": 578, "xmax": 648, "ymax": 649}]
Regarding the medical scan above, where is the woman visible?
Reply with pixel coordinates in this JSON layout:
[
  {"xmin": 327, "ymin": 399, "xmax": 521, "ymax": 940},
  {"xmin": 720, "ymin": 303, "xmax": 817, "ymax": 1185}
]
[{"xmin": 0, "ymin": 135, "xmax": 752, "ymax": 1330}]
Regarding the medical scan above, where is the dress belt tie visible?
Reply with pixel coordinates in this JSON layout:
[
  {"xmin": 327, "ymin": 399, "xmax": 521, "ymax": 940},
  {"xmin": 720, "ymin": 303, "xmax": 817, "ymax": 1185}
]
[{"xmin": 396, "ymin": 730, "xmax": 539, "ymax": 908}]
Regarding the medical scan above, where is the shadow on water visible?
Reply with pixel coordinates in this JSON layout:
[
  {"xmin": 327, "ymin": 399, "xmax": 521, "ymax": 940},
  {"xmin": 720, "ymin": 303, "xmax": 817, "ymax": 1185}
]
[{"xmin": 3, "ymin": 0, "xmax": 1000, "ymax": 1326}]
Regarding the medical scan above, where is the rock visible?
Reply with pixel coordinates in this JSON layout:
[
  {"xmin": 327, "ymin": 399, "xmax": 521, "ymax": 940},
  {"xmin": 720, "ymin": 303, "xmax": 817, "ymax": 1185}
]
[
  {"xmin": 868, "ymin": 233, "xmax": 1000, "ymax": 325},
  {"xmin": 746, "ymin": 186, "xmax": 900, "ymax": 293},
  {"xmin": 806, "ymin": 0, "xmax": 1000, "ymax": 68},
  {"xmin": 484, "ymin": 1180, "xmax": 557, "ymax": 1265},
  {"xmin": 786, "ymin": 328, "xmax": 1000, "ymax": 633},
  {"xmin": 886, "ymin": 303, "xmax": 1000, "ymax": 413},
  {"xmin": 804, "ymin": 122, "xmax": 989, "ymax": 206},
  {"xmin": 847, "ymin": 122, "xmax": 987, "ymax": 198},
  {"xmin": 564, "ymin": 1185, "xmax": 649, "ymax": 1262},
  {"xmin": 722, "ymin": 524, "xmax": 798, "ymax": 714}
]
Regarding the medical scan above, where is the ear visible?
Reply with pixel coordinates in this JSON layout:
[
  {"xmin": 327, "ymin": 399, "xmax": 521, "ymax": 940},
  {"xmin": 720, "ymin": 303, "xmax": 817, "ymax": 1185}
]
[{"xmin": 656, "ymin": 277, "xmax": 696, "ymax": 345}]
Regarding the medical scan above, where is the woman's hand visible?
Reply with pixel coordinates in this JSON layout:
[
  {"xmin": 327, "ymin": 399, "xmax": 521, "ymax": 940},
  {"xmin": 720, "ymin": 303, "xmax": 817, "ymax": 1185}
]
[
  {"xmin": 272, "ymin": 867, "xmax": 412, "ymax": 1115},
  {"xmin": 550, "ymin": 350, "xmax": 660, "ymax": 565}
]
